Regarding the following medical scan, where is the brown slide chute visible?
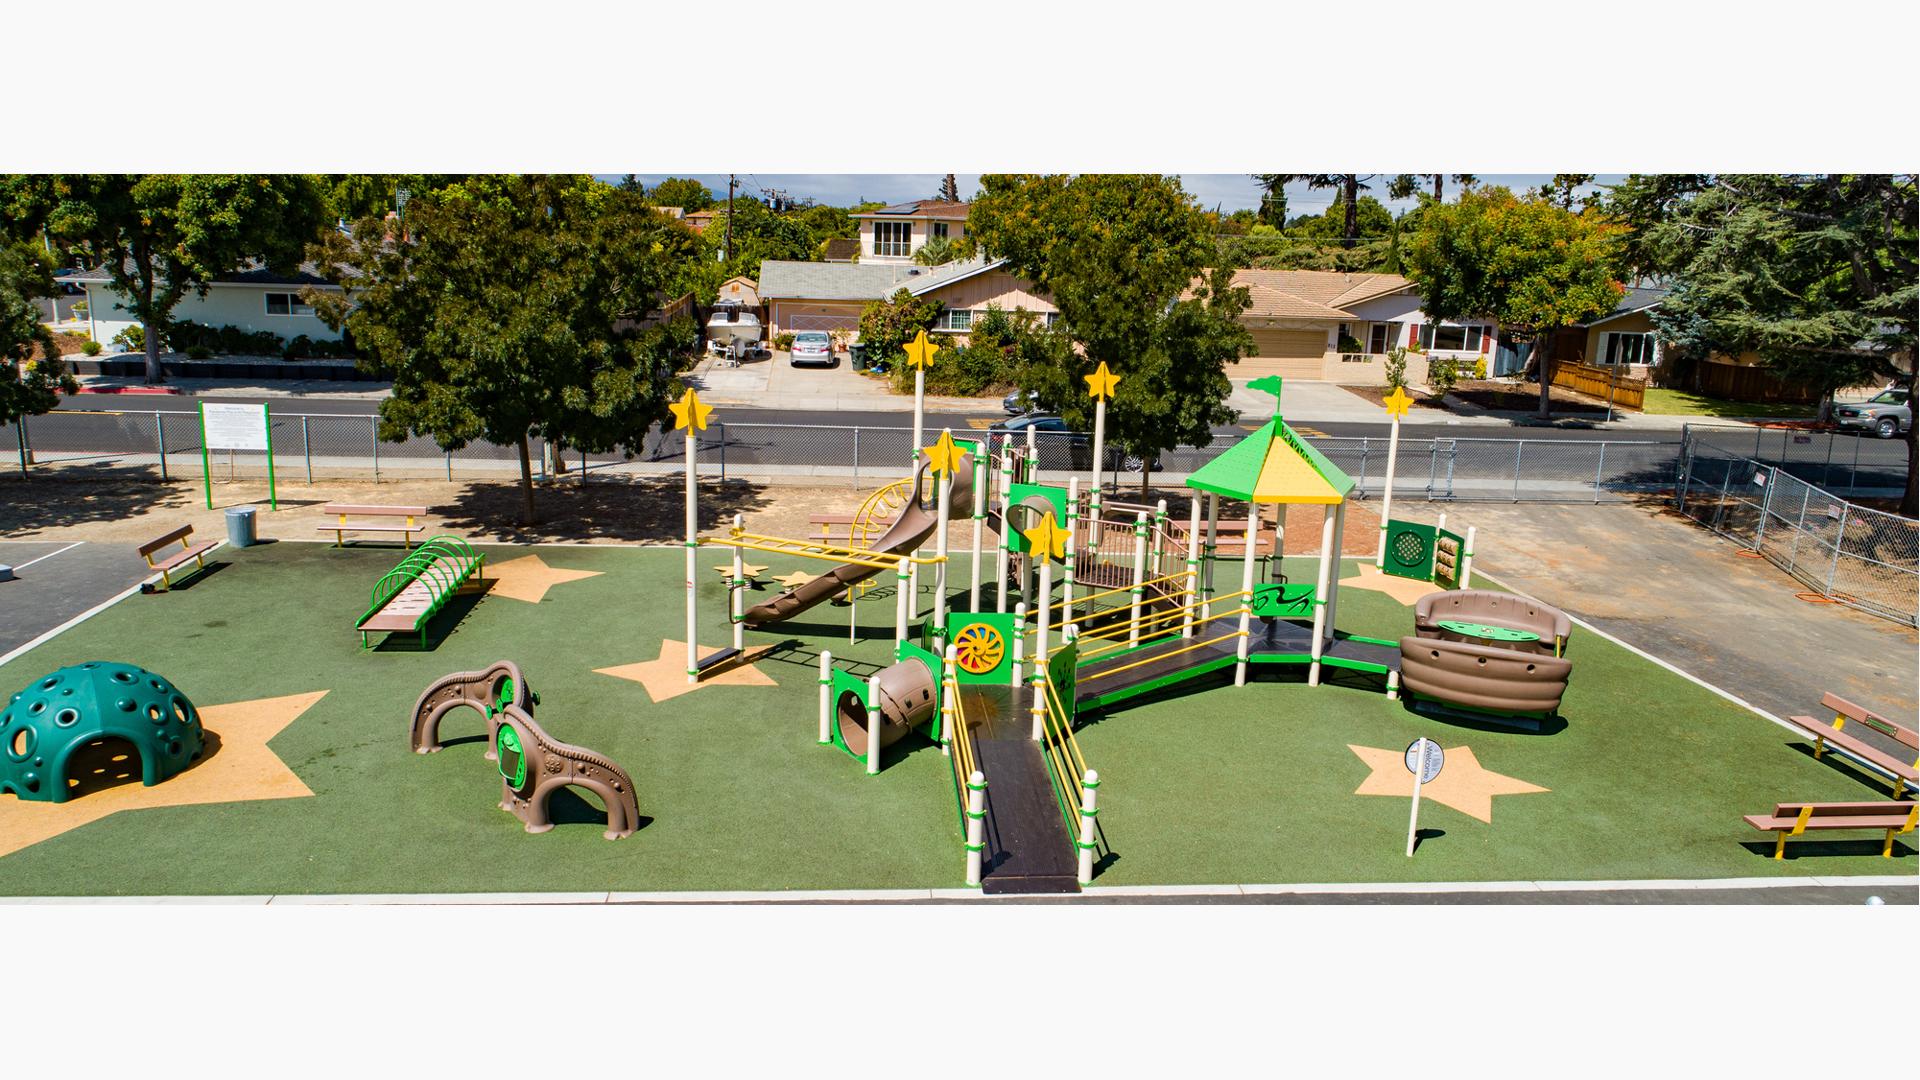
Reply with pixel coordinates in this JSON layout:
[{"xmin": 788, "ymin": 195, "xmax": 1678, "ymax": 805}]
[{"xmin": 743, "ymin": 448, "xmax": 978, "ymax": 626}]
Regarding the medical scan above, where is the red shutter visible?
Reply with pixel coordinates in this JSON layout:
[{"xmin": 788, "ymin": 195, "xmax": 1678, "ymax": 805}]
[
  {"xmin": 1407, "ymin": 323, "xmax": 1419, "ymax": 347},
  {"xmin": 1480, "ymin": 326, "xmax": 1492, "ymax": 353}
]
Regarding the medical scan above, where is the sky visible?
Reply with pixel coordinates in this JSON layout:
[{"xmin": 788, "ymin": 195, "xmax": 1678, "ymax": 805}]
[{"xmin": 606, "ymin": 174, "xmax": 1627, "ymax": 215}]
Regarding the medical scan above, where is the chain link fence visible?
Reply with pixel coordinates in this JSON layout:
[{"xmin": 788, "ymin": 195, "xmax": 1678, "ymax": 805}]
[
  {"xmin": 1680, "ymin": 422, "xmax": 1909, "ymax": 498},
  {"xmin": 1676, "ymin": 433, "xmax": 1918, "ymax": 626},
  {"xmin": 6, "ymin": 409, "xmax": 1689, "ymax": 503}
]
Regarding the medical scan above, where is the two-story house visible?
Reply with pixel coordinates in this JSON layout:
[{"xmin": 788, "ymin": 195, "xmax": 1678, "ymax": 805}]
[{"xmin": 853, "ymin": 200, "xmax": 970, "ymax": 263}]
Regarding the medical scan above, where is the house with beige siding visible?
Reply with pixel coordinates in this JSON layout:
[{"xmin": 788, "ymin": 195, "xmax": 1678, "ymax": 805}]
[
  {"xmin": 58, "ymin": 262, "xmax": 347, "ymax": 347},
  {"xmin": 1217, "ymin": 269, "xmax": 1499, "ymax": 384},
  {"xmin": 851, "ymin": 200, "xmax": 970, "ymax": 264},
  {"xmin": 758, "ymin": 256, "xmax": 1055, "ymax": 340}
]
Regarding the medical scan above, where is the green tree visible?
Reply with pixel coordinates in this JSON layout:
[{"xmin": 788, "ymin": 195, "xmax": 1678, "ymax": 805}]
[
  {"xmin": 1536, "ymin": 173, "xmax": 1597, "ymax": 210},
  {"xmin": 969, "ymin": 173, "xmax": 1251, "ymax": 494},
  {"xmin": 857, "ymin": 288, "xmax": 944, "ymax": 370},
  {"xmin": 647, "ymin": 177, "xmax": 716, "ymax": 212},
  {"xmin": 6, "ymin": 174, "xmax": 329, "ymax": 383},
  {"xmin": 1388, "ymin": 174, "xmax": 1477, "ymax": 202},
  {"xmin": 1607, "ymin": 173, "xmax": 1917, "ymax": 513},
  {"xmin": 1402, "ymin": 185, "xmax": 1626, "ymax": 419},
  {"xmin": 308, "ymin": 175, "xmax": 697, "ymax": 524},
  {"xmin": 912, "ymin": 234, "xmax": 961, "ymax": 266},
  {"xmin": 319, "ymin": 175, "xmax": 466, "ymax": 222},
  {"xmin": 1, "ymin": 241, "xmax": 77, "ymax": 430},
  {"xmin": 1287, "ymin": 195, "xmax": 1393, "ymax": 241},
  {"xmin": 938, "ymin": 174, "xmax": 961, "ymax": 203}
]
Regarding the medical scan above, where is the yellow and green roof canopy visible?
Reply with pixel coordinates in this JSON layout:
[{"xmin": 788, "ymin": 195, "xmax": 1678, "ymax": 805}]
[{"xmin": 1185, "ymin": 377, "xmax": 1355, "ymax": 505}]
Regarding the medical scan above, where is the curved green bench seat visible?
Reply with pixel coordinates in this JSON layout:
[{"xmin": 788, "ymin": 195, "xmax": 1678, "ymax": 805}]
[{"xmin": 356, "ymin": 537, "xmax": 485, "ymax": 649}]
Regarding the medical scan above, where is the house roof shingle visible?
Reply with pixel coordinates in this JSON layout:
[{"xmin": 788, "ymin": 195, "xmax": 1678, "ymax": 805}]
[
  {"xmin": 757, "ymin": 255, "xmax": 1004, "ymax": 302},
  {"xmin": 852, "ymin": 200, "xmax": 970, "ymax": 221},
  {"xmin": 57, "ymin": 259, "xmax": 352, "ymax": 287}
]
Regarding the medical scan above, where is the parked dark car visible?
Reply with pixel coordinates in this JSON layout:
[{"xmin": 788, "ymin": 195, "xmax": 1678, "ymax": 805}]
[
  {"xmin": 987, "ymin": 414, "xmax": 1090, "ymax": 471},
  {"xmin": 1002, "ymin": 388, "xmax": 1039, "ymax": 415}
]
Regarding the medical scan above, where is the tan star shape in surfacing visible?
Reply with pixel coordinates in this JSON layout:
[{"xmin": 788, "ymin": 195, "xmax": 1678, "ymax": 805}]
[
  {"xmin": 712, "ymin": 563, "xmax": 769, "ymax": 580},
  {"xmin": 0, "ymin": 690, "xmax": 325, "ymax": 860},
  {"xmin": 486, "ymin": 554, "xmax": 604, "ymax": 603},
  {"xmin": 1347, "ymin": 743, "xmax": 1547, "ymax": 824},
  {"xmin": 775, "ymin": 570, "xmax": 816, "ymax": 589},
  {"xmin": 595, "ymin": 639, "xmax": 777, "ymax": 703},
  {"xmin": 1340, "ymin": 561, "xmax": 1442, "ymax": 606}
]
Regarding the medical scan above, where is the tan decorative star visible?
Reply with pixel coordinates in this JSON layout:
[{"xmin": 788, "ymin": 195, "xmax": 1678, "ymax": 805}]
[
  {"xmin": 486, "ymin": 554, "xmax": 604, "ymax": 603},
  {"xmin": 0, "ymin": 690, "xmax": 324, "ymax": 860},
  {"xmin": 1084, "ymin": 361, "xmax": 1121, "ymax": 401},
  {"xmin": 902, "ymin": 329, "xmax": 938, "ymax": 371},
  {"xmin": 1340, "ymin": 561, "xmax": 1442, "ymax": 606},
  {"xmin": 1383, "ymin": 386, "xmax": 1415, "ymax": 419},
  {"xmin": 775, "ymin": 570, "xmax": 816, "ymax": 589},
  {"xmin": 1347, "ymin": 743, "xmax": 1547, "ymax": 823},
  {"xmin": 595, "ymin": 639, "xmax": 777, "ymax": 703},
  {"xmin": 712, "ymin": 562, "xmax": 769, "ymax": 580},
  {"xmin": 669, "ymin": 387, "xmax": 714, "ymax": 431},
  {"xmin": 923, "ymin": 429, "xmax": 967, "ymax": 478}
]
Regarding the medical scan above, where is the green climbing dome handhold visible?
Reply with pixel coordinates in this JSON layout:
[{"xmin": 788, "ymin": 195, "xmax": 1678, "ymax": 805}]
[{"xmin": 0, "ymin": 662, "xmax": 205, "ymax": 803}]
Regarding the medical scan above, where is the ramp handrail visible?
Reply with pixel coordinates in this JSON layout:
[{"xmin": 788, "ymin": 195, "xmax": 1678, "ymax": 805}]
[
  {"xmin": 1071, "ymin": 589, "xmax": 1249, "ymax": 661},
  {"xmin": 943, "ymin": 669, "xmax": 981, "ymax": 824},
  {"xmin": 1038, "ymin": 668, "xmax": 1101, "ymax": 869}
]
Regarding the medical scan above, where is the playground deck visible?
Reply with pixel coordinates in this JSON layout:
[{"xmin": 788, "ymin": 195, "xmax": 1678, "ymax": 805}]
[
  {"xmin": 0, "ymin": 542, "xmax": 1910, "ymax": 897},
  {"xmin": 1076, "ymin": 614, "xmax": 1400, "ymax": 711}
]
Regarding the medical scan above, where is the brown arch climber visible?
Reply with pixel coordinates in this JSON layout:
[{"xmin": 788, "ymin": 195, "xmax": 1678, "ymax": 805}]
[
  {"xmin": 493, "ymin": 704, "xmax": 641, "ymax": 840},
  {"xmin": 409, "ymin": 660, "xmax": 530, "ymax": 758}
]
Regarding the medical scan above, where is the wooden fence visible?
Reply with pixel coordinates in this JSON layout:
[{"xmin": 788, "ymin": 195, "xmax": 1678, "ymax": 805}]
[
  {"xmin": 1688, "ymin": 360, "xmax": 1821, "ymax": 404},
  {"xmin": 1551, "ymin": 360, "xmax": 1646, "ymax": 409}
]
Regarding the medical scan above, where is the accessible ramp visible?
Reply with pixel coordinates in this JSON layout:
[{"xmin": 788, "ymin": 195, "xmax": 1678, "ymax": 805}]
[{"xmin": 956, "ymin": 683, "xmax": 1081, "ymax": 895}]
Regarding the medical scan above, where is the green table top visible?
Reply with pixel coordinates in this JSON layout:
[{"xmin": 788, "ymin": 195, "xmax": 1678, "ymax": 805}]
[{"xmin": 1436, "ymin": 619, "xmax": 1540, "ymax": 643}]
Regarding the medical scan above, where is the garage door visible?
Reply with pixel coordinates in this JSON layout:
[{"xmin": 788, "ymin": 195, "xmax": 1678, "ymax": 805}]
[
  {"xmin": 773, "ymin": 302, "xmax": 866, "ymax": 335},
  {"xmin": 1236, "ymin": 329, "xmax": 1328, "ymax": 380}
]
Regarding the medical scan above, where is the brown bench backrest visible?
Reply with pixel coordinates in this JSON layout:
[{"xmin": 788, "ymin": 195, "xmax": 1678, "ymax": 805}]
[
  {"xmin": 138, "ymin": 525, "xmax": 193, "ymax": 557},
  {"xmin": 1819, "ymin": 692, "xmax": 1919, "ymax": 749},
  {"xmin": 321, "ymin": 504, "xmax": 429, "ymax": 517},
  {"xmin": 1772, "ymin": 801, "xmax": 1918, "ymax": 821}
]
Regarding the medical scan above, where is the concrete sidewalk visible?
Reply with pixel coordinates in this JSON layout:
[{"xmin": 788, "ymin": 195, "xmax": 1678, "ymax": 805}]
[{"xmin": 684, "ymin": 351, "xmax": 1005, "ymax": 413}]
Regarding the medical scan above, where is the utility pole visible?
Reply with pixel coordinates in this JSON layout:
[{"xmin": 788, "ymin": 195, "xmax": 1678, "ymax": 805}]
[{"xmin": 725, "ymin": 174, "xmax": 736, "ymax": 263}]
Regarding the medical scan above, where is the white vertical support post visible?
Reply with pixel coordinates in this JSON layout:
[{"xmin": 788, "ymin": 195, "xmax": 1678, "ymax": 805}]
[
  {"xmin": 965, "ymin": 771, "xmax": 986, "ymax": 887},
  {"xmin": 1460, "ymin": 525, "xmax": 1477, "ymax": 589},
  {"xmin": 909, "ymin": 549, "xmax": 920, "ymax": 619},
  {"xmin": 865, "ymin": 675, "xmax": 883, "ymax": 776},
  {"xmin": 969, "ymin": 451, "xmax": 986, "ymax": 613},
  {"xmin": 1385, "ymin": 669, "xmax": 1401, "ymax": 701},
  {"xmin": 730, "ymin": 513, "xmax": 745, "ymax": 653},
  {"xmin": 1377, "ymin": 410, "xmax": 1402, "ymax": 567},
  {"xmin": 1032, "ymin": 555, "xmax": 1053, "ymax": 741},
  {"xmin": 1308, "ymin": 506, "xmax": 1336, "ymax": 687},
  {"xmin": 933, "ymin": 443, "xmax": 953, "ymax": 647},
  {"xmin": 1063, "ymin": 477, "xmax": 1080, "ymax": 635},
  {"xmin": 1025, "ymin": 422, "xmax": 1037, "ymax": 483},
  {"xmin": 1012, "ymin": 602, "xmax": 1027, "ymax": 687},
  {"xmin": 1129, "ymin": 511, "xmax": 1149, "ymax": 647},
  {"xmin": 1203, "ymin": 492, "xmax": 1220, "ymax": 620},
  {"xmin": 1435, "ymin": 512, "xmax": 1447, "ymax": 541},
  {"xmin": 847, "ymin": 586, "xmax": 858, "ymax": 645},
  {"xmin": 1076, "ymin": 769, "xmax": 1100, "ymax": 885},
  {"xmin": 894, "ymin": 555, "xmax": 910, "ymax": 655},
  {"xmin": 1183, "ymin": 496, "xmax": 1202, "ymax": 639},
  {"xmin": 1089, "ymin": 393, "xmax": 1107, "ymax": 510},
  {"xmin": 1324, "ymin": 500, "xmax": 1347, "ymax": 640},
  {"xmin": 1234, "ymin": 506, "xmax": 1257, "ymax": 686},
  {"xmin": 817, "ymin": 650, "xmax": 833, "ymax": 745},
  {"xmin": 995, "ymin": 445, "xmax": 1014, "ymax": 613},
  {"xmin": 940, "ymin": 644, "xmax": 958, "ymax": 756},
  {"xmin": 684, "ymin": 422, "xmax": 699, "ymax": 685},
  {"xmin": 1406, "ymin": 750, "xmax": 1427, "ymax": 856},
  {"xmin": 913, "ymin": 365, "xmax": 926, "ymax": 471}
]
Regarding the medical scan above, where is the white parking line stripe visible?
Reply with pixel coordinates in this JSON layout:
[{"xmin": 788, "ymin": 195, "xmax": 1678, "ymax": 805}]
[{"xmin": 8, "ymin": 540, "xmax": 84, "ymax": 571}]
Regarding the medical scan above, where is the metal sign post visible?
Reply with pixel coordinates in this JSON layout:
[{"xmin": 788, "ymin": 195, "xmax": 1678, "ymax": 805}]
[{"xmin": 1404, "ymin": 737, "xmax": 1444, "ymax": 857}]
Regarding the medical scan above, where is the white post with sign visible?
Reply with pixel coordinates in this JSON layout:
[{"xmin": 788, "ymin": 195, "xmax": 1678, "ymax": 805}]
[
  {"xmin": 198, "ymin": 401, "xmax": 275, "ymax": 510},
  {"xmin": 1404, "ymin": 737, "xmax": 1444, "ymax": 857}
]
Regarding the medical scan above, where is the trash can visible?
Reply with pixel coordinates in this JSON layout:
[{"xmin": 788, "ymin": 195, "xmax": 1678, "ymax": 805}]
[
  {"xmin": 848, "ymin": 342, "xmax": 867, "ymax": 370},
  {"xmin": 224, "ymin": 506, "xmax": 258, "ymax": 548}
]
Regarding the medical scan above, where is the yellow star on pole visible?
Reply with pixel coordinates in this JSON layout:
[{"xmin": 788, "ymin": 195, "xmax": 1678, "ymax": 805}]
[
  {"xmin": 1383, "ymin": 386, "xmax": 1415, "ymax": 419},
  {"xmin": 1022, "ymin": 510, "xmax": 1067, "ymax": 564},
  {"xmin": 669, "ymin": 387, "xmax": 713, "ymax": 431},
  {"xmin": 923, "ymin": 430, "xmax": 966, "ymax": 478},
  {"xmin": 1084, "ymin": 361, "xmax": 1120, "ymax": 401},
  {"xmin": 902, "ymin": 330, "xmax": 938, "ymax": 371}
]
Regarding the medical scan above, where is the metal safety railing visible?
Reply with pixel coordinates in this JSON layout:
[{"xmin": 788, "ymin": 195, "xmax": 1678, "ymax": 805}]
[{"xmin": 1038, "ymin": 667, "xmax": 1104, "ymax": 884}]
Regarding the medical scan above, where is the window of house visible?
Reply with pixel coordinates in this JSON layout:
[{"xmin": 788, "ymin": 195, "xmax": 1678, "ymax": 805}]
[
  {"xmin": 938, "ymin": 308, "xmax": 974, "ymax": 332},
  {"xmin": 1601, "ymin": 331, "xmax": 1656, "ymax": 366},
  {"xmin": 1044, "ymin": 312, "xmax": 1060, "ymax": 328},
  {"xmin": 1368, "ymin": 323, "xmax": 1396, "ymax": 354},
  {"xmin": 264, "ymin": 292, "xmax": 313, "ymax": 317},
  {"xmin": 1418, "ymin": 322, "xmax": 1488, "ymax": 351},
  {"xmin": 873, "ymin": 221, "xmax": 911, "ymax": 257},
  {"xmin": 932, "ymin": 222, "xmax": 949, "ymax": 240}
]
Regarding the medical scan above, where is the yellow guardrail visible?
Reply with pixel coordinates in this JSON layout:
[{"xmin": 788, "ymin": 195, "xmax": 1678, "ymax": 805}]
[
  {"xmin": 946, "ymin": 672, "xmax": 979, "ymax": 793},
  {"xmin": 1076, "ymin": 620, "xmax": 1250, "ymax": 683},
  {"xmin": 1038, "ymin": 668, "xmax": 1093, "ymax": 843},
  {"xmin": 702, "ymin": 528, "xmax": 945, "ymax": 571},
  {"xmin": 1070, "ymin": 589, "xmax": 1247, "ymax": 659}
]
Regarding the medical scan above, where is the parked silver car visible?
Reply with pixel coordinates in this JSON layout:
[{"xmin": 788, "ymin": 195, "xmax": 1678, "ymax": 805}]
[
  {"xmin": 1834, "ymin": 387, "xmax": 1911, "ymax": 439},
  {"xmin": 788, "ymin": 331, "xmax": 837, "ymax": 368}
]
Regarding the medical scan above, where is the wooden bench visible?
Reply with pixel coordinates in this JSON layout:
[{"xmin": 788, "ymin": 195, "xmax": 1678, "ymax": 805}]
[
  {"xmin": 1744, "ymin": 801, "xmax": 1917, "ymax": 859},
  {"xmin": 1786, "ymin": 692, "xmax": 1919, "ymax": 798},
  {"xmin": 138, "ymin": 525, "xmax": 218, "ymax": 591},
  {"xmin": 318, "ymin": 504, "xmax": 429, "ymax": 548}
]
